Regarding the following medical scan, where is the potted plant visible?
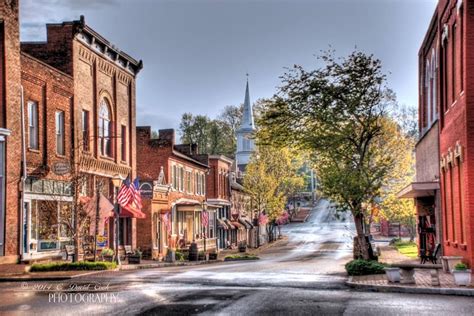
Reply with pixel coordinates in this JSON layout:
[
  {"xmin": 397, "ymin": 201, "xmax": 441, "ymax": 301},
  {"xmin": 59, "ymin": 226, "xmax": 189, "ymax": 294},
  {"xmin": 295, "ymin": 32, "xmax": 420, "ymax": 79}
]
[
  {"xmin": 128, "ymin": 249, "xmax": 142, "ymax": 264},
  {"xmin": 238, "ymin": 241, "xmax": 247, "ymax": 253},
  {"xmin": 452, "ymin": 262, "xmax": 472, "ymax": 286},
  {"xmin": 100, "ymin": 248, "xmax": 114, "ymax": 262}
]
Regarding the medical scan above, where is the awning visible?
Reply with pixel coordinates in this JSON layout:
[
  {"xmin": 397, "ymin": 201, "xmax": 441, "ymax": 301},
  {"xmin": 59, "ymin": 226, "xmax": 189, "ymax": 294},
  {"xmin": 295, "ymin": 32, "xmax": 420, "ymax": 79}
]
[
  {"xmin": 120, "ymin": 205, "xmax": 146, "ymax": 219},
  {"xmin": 239, "ymin": 218, "xmax": 253, "ymax": 229},
  {"xmin": 244, "ymin": 219, "xmax": 255, "ymax": 228},
  {"xmin": 224, "ymin": 218, "xmax": 236, "ymax": 229},
  {"xmin": 231, "ymin": 221, "xmax": 245, "ymax": 230},
  {"xmin": 397, "ymin": 181, "xmax": 440, "ymax": 199},
  {"xmin": 217, "ymin": 218, "xmax": 229, "ymax": 230}
]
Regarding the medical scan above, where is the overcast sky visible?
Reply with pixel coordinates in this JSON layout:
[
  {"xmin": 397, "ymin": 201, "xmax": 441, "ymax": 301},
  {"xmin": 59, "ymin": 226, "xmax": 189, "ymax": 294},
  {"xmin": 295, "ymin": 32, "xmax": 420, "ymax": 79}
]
[{"xmin": 20, "ymin": 0, "xmax": 437, "ymax": 132}]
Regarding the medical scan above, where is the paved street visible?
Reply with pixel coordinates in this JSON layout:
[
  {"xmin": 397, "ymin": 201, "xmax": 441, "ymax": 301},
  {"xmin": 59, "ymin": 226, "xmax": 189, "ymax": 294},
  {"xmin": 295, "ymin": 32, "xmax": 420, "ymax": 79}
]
[{"xmin": 1, "ymin": 200, "xmax": 474, "ymax": 315}]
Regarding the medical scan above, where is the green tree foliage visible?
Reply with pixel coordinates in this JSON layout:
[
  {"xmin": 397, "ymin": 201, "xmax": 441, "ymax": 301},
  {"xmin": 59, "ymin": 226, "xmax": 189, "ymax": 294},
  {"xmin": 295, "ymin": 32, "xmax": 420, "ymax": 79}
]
[
  {"xmin": 179, "ymin": 106, "xmax": 242, "ymax": 156},
  {"xmin": 257, "ymin": 50, "xmax": 410, "ymax": 259}
]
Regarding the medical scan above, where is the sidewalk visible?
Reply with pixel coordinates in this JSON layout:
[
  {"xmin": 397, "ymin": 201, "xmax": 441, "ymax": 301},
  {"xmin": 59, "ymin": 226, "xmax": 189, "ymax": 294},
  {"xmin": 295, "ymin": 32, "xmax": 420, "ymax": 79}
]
[
  {"xmin": 217, "ymin": 235, "xmax": 288, "ymax": 260},
  {"xmin": 0, "ymin": 238, "xmax": 289, "ymax": 282},
  {"xmin": 346, "ymin": 245, "xmax": 474, "ymax": 296}
]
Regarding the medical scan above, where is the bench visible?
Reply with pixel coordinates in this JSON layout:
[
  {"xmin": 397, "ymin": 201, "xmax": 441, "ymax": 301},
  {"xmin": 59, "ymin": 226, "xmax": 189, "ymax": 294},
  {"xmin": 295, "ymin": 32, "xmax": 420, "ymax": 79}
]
[
  {"xmin": 122, "ymin": 245, "xmax": 133, "ymax": 260},
  {"xmin": 65, "ymin": 245, "xmax": 75, "ymax": 261},
  {"xmin": 391, "ymin": 263, "xmax": 443, "ymax": 286}
]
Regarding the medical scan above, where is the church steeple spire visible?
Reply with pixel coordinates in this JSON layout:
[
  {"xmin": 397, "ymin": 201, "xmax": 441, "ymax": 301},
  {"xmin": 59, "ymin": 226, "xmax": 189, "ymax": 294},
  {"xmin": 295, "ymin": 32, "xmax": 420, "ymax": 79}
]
[
  {"xmin": 235, "ymin": 75, "xmax": 256, "ymax": 173},
  {"xmin": 239, "ymin": 74, "xmax": 255, "ymax": 131}
]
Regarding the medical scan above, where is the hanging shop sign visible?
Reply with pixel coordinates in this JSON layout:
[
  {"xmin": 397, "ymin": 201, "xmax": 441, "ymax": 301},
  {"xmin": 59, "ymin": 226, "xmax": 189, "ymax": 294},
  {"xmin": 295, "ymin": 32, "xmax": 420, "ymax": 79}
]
[{"xmin": 52, "ymin": 161, "xmax": 71, "ymax": 175}]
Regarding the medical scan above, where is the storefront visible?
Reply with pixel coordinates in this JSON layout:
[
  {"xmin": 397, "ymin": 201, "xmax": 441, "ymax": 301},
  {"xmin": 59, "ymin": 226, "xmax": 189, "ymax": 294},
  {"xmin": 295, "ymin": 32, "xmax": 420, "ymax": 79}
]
[
  {"xmin": 172, "ymin": 199, "xmax": 217, "ymax": 252},
  {"xmin": 22, "ymin": 177, "xmax": 74, "ymax": 261},
  {"xmin": 398, "ymin": 181, "xmax": 441, "ymax": 257}
]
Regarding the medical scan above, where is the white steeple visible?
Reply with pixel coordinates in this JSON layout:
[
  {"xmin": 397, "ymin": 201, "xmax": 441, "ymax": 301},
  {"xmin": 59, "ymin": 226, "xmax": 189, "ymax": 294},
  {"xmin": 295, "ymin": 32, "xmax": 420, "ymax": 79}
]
[{"xmin": 236, "ymin": 75, "xmax": 256, "ymax": 172}]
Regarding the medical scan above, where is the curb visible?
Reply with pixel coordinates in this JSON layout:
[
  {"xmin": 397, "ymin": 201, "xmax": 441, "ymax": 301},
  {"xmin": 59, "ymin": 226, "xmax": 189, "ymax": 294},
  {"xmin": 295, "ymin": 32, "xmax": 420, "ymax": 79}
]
[
  {"xmin": 346, "ymin": 277, "xmax": 474, "ymax": 297},
  {"xmin": 119, "ymin": 259, "xmax": 223, "ymax": 271},
  {"xmin": 0, "ymin": 269, "xmax": 118, "ymax": 283}
]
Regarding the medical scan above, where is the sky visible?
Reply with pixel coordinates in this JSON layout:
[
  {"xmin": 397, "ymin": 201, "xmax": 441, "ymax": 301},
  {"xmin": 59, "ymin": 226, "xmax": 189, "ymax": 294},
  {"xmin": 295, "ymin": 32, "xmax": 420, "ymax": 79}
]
[{"xmin": 20, "ymin": 0, "xmax": 438, "ymax": 132}]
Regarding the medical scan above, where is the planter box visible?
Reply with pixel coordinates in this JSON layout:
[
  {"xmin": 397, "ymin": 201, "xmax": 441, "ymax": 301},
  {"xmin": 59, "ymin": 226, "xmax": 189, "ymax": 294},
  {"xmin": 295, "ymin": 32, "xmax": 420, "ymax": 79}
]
[
  {"xmin": 128, "ymin": 256, "xmax": 141, "ymax": 264},
  {"xmin": 384, "ymin": 267, "xmax": 400, "ymax": 283},
  {"xmin": 441, "ymin": 256, "xmax": 463, "ymax": 273},
  {"xmin": 101, "ymin": 255, "xmax": 114, "ymax": 262},
  {"xmin": 452, "ymin": 269, "xmax": 472, "ymax": 286}
]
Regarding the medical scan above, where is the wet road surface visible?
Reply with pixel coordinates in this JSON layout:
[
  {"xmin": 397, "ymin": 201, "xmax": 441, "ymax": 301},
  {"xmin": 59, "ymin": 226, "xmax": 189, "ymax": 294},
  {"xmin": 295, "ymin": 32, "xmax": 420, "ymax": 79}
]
[{"xmin": 1, "ymin": 200, "xmax": 473, "ymax": 315}]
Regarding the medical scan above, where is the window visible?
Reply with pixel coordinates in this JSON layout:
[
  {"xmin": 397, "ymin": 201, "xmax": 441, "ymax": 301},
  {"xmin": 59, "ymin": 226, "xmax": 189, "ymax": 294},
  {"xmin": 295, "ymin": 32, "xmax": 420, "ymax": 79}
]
[
  {"xmin": 452, "ymin": 23, "xmax": 456, "ymax": 102},
  {"xmin": 121, "ymin": 125, "xmax": 127, "ymax": 162},
  {"xmin": 55, "ymin": 111, "xmax": 65, "ymax": 155},
  {"xmin": 179, "ymin": 167, "xmax": 184, "ymax": 191},
  {"xmin": 460, "ymin": 6, "xmax": 464, "ymax": 92},
  {"xmin": 99, "ymin": 99, "xmax": 112, "ymax": 157},
  {"xmin": 82, "ymin": 110, "xmax": 89, "ymax": 151},
  {"xmin": 28, "ymin": 101, "xmax": 38, "ymax": 149}
]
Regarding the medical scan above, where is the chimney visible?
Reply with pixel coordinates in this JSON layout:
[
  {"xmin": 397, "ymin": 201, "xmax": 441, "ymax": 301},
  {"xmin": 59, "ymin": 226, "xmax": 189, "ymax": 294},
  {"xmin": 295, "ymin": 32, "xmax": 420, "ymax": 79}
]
[
  {"xmin": 136, "ymin": 126, "xmax": 151, "ymax": 144},
  {"xmin": 158, "ymin": 129, "xmax": 175, "ymax": 146}
]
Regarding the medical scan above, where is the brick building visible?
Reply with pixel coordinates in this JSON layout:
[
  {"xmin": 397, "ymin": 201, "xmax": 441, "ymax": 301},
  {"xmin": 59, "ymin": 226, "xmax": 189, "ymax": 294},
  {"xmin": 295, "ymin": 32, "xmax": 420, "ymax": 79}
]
[
  {"xmin": 411, "ymin": 0, "xmax": 474, "ymax": 270},
  {"xmin": 136, "ymin": 127, "xmax": 217, "ymax": 260},
  {"xmin": 0, "ymin": 0, "xmax": 143, "ymax": 263}
]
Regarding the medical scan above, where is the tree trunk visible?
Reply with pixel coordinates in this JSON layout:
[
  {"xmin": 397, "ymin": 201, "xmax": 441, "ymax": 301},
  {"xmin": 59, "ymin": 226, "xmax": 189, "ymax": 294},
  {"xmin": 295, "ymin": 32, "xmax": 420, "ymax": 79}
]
[
  {"xmin": 354, "ymin": 212, "xmax": 370, "ymax": 260},
  {"xmin": 73, "ymin": 204, "xmax": 80, "ymax": 263}
]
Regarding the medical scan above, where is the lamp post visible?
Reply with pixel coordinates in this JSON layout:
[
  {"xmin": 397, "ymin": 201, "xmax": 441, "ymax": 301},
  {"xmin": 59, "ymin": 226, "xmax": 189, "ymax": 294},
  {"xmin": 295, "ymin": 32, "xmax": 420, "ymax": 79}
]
[{"xmin": 111, "ymin": 174, "xmax": 124, "ymax": 266}]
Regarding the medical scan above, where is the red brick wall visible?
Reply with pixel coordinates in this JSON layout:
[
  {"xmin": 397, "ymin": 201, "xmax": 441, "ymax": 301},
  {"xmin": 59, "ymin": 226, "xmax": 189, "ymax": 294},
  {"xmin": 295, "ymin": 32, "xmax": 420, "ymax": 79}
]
[
  {"xmin": 207, "ymin": 158, "xmax": 231, "ymax": 201},
  {"xmin": 431, "ymin": 0, "xmax": 474, "ymax": 268},
  {"xmin": 21, "ymin": 23, "xmax": 75, "ymax": 76},
  {"xmin": 0, "ymin": 0, "xmax": 22, "ymax": 263},
  {"xmin": 21, "ymin": 53, "xmax": 73, "ymax": 181},
  {"xmin": 136, "ymin": 127, "xmax": 208, "ymax": 255}
]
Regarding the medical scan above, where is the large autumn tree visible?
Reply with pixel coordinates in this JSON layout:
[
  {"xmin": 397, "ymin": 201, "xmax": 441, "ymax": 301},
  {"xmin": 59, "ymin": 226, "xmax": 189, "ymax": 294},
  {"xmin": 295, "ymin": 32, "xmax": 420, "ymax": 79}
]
[{"xmin": 258, "ymin": 50, "xmax": 407, "ymax": 259}]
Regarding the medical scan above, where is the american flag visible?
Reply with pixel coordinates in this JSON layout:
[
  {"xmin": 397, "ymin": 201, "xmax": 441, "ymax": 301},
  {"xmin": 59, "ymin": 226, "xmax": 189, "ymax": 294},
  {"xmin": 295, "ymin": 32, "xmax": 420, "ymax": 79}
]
[
  {"xmin": 130, "ymin": 178, "xmax": 143, "ymax": 210},
  {"xmin": 117, "ymin": 177, "xmax": 132, "ymax": 207},
  {"xmin": 201, "ymin": 211, "xmax": 209, "ymax": 227}
]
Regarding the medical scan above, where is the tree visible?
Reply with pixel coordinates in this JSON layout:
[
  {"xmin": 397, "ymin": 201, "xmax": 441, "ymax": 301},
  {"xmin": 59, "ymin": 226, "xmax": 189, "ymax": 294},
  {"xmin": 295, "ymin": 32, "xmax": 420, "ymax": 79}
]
[
  {"xmin": 377, "ymin": 120, "xmax": 417, "ymax": 240},
  {"xmin": 179, "ymin": 113, "xmax": 211, "ymax": 153},
  {"xmin": 243, "ymin": 145, "xmax": 305, "ymax": 242},
  {"xmin": 258, "ymin": 50, "xmax": 403, "ymax": 260}
]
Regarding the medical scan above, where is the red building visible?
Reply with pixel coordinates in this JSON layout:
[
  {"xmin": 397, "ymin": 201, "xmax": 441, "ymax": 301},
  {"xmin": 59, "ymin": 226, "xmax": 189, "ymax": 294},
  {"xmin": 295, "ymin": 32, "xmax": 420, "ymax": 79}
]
[
  {"xmin": 136, "ymin": 127, "xmax": 216, "ymax": 260},
  {"xmin": 0, "ymin": 0, "xmax": 143, "ymax": 263},
  {"xmin": 415, "ymin": 0, "xmax": 474, "ymax": 270}
]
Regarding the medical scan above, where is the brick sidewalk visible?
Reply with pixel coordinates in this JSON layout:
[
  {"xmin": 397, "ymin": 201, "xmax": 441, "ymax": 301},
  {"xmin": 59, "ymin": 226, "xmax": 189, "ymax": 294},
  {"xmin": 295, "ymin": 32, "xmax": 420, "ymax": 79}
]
[{"xmin": 347, "ymin": 245, "xmax": 474, "ymax": 296}]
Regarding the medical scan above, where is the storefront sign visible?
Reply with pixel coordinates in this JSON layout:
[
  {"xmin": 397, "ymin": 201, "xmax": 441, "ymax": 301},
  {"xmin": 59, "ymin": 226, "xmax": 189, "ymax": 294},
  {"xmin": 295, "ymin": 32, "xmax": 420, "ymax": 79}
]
[
  {"xmin": 96, "ymin": 235, "xmax": 108, "ymax": 249},
  {"xmin": 52, "ymin": 162, "xmax": 71, "ymax": 175},
  {"xmin": 139, "ymin": 182, "xmax": 153, "ymax": 199}
]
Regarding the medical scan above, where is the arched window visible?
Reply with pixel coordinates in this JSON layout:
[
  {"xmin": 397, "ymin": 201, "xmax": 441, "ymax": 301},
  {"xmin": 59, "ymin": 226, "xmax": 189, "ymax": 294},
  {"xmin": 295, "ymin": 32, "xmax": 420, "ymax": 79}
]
[
  {"xmin": 99, "ymin": 98, "xmax": 113, "ymax": 157},
  {"xmin": 425, "ymin": 60, "xmax": 431, "ymax": 128}
]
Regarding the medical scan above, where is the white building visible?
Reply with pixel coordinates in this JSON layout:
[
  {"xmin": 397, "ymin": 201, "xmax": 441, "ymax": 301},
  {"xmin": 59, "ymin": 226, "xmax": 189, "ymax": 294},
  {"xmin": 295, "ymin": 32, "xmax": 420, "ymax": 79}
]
[{"xmin": 235, "ymin": 79, "xmax": 256, "ymax": 173}]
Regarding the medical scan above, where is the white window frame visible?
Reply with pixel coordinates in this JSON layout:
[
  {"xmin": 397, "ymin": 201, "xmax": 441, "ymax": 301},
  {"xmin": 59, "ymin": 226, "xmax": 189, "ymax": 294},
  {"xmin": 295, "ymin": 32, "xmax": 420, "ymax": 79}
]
[
  {"xmin": 28, "ymin": 101, "xmax": 38, "ymax": 150},
  {"xmin": 55, "ymin": 111, "xmax": 65, "ymax": 155}
]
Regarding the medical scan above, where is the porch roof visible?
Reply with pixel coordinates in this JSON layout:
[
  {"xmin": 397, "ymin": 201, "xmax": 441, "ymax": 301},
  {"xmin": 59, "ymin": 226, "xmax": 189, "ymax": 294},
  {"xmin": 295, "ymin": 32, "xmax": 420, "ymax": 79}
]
[{"xmin": 397, "ymin": 181, "xmax": 440, "ymax": 199}]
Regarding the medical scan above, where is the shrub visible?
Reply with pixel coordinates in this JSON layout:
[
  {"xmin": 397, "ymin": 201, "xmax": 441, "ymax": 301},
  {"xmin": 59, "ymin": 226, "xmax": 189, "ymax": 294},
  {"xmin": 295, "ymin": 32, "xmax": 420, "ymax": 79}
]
[
  {"xmin": 454, "ymin": 262, "xmax": 468, "ymax": 271},
  {"xmin": 345, "ymin": 259, "xmax": 386, "ymax": 276},
  {"xmin": 30, "ymin": 261, "xmax": 117, "ymax": 272},
  {"xmin": 175, "ymin": 251, "xmax": 186, "ymax": 262},
  {"xmin": 224, "ymin": 254, "xmax": 259, "ymax": 261},
  {"xmin": 100, "ymin": 248, "xmax": 114, "ymax": 257}
]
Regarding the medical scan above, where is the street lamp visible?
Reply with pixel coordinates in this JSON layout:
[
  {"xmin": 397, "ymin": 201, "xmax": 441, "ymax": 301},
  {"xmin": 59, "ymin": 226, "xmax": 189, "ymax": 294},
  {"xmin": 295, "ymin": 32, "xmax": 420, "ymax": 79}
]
[{"xmin": 111, "ymin": 174, "xmax": 124, "ymax": 266}]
